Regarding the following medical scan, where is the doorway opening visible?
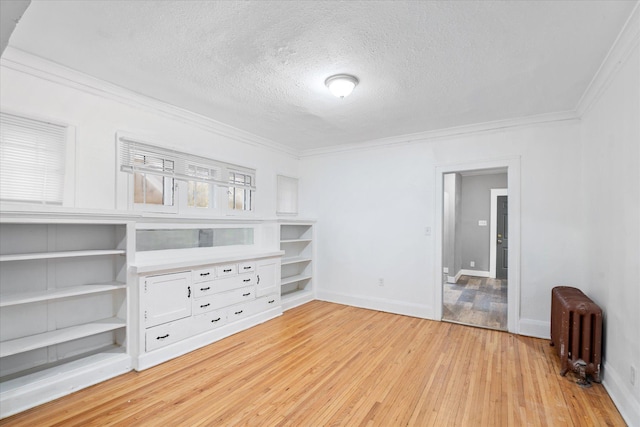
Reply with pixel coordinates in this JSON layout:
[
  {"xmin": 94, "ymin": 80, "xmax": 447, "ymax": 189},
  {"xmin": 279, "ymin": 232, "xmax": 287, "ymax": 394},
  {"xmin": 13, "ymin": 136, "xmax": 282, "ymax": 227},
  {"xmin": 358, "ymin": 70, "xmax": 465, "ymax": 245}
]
[{"xmin": 434, "ymin": 158, "xmax": 520, "ymax": 334}]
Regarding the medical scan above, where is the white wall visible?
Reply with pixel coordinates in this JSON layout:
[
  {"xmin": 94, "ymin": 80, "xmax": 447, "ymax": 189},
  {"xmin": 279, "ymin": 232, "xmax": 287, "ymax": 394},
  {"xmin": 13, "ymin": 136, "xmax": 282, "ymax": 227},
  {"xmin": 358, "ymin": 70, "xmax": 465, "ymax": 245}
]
[
  {"xmin": 0, "ymin": 52, "xmax": 299, "ymax": 217},
  {"xmin": 299, "ymin": 120, "xmax": 585, "ymax": 328},
  {"xmin": 580, "ymin": 41, "xmax": 639, "ymax": 425}
]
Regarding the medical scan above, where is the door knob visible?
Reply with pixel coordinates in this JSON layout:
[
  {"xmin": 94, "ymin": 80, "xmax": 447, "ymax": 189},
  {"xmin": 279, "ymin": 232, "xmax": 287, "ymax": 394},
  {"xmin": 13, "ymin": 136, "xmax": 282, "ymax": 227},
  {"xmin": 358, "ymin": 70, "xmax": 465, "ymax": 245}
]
[{"xmin": 497, "ymin": 239, "xmax": 503, "ymax": 244}]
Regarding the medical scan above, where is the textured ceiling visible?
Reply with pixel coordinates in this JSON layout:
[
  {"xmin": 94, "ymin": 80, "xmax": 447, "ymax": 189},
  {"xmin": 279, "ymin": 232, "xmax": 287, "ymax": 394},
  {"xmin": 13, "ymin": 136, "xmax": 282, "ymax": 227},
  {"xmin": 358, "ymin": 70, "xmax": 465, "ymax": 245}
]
[{"xmin": 5, "ymin": 1, "xmax": 637, "ymax": 151}]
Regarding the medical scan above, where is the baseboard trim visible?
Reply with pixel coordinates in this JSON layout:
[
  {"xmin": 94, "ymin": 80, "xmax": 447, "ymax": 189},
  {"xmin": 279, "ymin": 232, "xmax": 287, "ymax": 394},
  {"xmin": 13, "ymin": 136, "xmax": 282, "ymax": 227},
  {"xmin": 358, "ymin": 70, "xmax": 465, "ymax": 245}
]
[
  {"xmin": 518, "ymin": 319, "xmax": 550, "ymax": 339},
  {"xmin": 602, "ymin": 362, "xmax": 640, "ymax": 426},
  {"xmin": 457, "ymin": 269, "xmax": 491, "ymax": 279},
  {"xmin": 316, "ymin": 290, "xmax": 432, "ymax": 320}
]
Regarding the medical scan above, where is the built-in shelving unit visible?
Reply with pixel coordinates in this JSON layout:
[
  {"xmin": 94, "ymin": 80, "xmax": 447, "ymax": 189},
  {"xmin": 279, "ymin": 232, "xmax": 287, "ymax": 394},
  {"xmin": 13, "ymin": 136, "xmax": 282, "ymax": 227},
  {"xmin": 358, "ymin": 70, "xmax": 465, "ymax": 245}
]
[
  {"xmin": 279, "ymin": 221, "xmax": 314, "ymax": 310},
  {"xmin": 0, "ymin": 219, "xmax": 133, "ymax": 419}
]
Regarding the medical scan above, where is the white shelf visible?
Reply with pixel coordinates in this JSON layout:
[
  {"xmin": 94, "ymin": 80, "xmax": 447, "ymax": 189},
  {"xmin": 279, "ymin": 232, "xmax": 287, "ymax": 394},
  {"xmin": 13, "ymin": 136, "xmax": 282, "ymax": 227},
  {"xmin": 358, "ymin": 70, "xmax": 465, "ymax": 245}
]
[
  {"xmin": 0, "ymin": 249, "xmax": 126, "ymax": 262},
  {"xmin": 281, "ymin": 274, "xmax": 313, "ymax": 286},
  {"xmin": 280, "ymin": 238, "xmax": 312, "ymax": 244},
  {"xmin": 281, "ymin": 256, "xmax": 312, "ymax": 266},
  {"xmin": 0, "ymin": 282, "xmax": 126, "ymax": 307},
  {"xmin": 282, "ymin": 288, "xmax": 313, "ymax": 298},
  {"xmin": 0, "ymin": 317, "xmax": 126, "ymax": 358}
]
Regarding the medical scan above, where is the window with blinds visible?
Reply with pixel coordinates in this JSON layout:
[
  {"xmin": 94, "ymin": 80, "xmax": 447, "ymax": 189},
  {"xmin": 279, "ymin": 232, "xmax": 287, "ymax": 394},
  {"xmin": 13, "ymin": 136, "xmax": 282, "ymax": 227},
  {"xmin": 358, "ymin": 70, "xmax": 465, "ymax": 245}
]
[
  {"xmin": 0, "ymin": 112, "xmax": 67, "ymax": 205},
  {"xmin": 118, "ymin": 136, "xmax": 256, "ymax": 213}
]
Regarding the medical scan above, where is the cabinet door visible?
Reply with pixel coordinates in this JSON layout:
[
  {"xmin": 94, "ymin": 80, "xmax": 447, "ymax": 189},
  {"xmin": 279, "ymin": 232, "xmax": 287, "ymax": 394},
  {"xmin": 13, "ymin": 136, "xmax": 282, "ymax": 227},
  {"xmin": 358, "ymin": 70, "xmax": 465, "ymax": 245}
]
[
  {"xmin": 256, "ymin": 258, "xmax": 280, "ymax": 297},
  {"xmin": 143, "ymin": 272, "xmax": 192, "ymax": 328}
]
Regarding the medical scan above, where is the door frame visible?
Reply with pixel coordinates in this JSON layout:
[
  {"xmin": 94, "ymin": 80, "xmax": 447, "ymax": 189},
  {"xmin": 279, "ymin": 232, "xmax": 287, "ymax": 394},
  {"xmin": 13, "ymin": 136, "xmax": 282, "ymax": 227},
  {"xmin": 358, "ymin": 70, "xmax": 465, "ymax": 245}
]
[
  {"xmin": 434, "ymin": 157, "xmax": 521, "ymax": 334},
  {"xmin": 490, "ymin": 188, "xmax": 508, "ymax": 279}
]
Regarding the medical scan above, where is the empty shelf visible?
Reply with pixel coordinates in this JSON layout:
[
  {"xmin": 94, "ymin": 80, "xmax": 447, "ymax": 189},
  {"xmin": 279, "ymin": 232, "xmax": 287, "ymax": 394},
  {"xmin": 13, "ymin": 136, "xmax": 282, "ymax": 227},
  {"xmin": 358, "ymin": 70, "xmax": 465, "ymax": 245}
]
[
  {"xmin": 0, "ymin": 282, "xmax": 126, "ymax": 307},
  {"xmin": 0, "ymin": 318, "xmax": 126, "ymax": 358},
  {"xmin": 0, "ymin": 250, "xmax": 126, "ymax": 262}
]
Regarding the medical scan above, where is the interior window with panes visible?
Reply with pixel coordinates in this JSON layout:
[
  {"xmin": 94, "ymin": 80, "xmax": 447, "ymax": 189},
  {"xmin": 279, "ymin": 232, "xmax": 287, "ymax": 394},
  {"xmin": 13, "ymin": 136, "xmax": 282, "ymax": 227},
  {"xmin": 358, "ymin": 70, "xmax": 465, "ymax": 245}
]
[
  {"xmin": 133, "ymin": 154, "xmax": 174, "ymax": 206},
  {"xmin": 228, "ymin": 171, "xmax": 253, "ymax": 211},
  {"xmin": 187, "ymin": 164, "xmax": 216, "ymax": 209}
]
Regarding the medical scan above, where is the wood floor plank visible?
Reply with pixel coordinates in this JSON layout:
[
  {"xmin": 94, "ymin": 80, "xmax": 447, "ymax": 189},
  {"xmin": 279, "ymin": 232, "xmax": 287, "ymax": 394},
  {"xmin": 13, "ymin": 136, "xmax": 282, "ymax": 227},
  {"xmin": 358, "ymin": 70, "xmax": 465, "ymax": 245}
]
[{"xmin": 0, "ymin": 301, "xmax": 625, "ymax": 426}]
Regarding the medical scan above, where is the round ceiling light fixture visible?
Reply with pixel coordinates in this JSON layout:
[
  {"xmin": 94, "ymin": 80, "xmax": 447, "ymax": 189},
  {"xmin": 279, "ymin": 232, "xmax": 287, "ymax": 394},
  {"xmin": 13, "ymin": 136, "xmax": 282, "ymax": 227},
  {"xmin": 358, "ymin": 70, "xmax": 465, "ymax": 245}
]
[{"xmin": 325, "ymin": 74, "xmax": 359, "ymax": 98}]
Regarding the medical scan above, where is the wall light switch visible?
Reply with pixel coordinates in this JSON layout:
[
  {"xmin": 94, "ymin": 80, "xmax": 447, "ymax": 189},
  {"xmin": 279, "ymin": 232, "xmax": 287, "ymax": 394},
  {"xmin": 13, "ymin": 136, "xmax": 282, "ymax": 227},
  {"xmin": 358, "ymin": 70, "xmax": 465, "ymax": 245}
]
[{"xmin": 478, "ymin": 220, "xmax": 487, "ymax": 226}]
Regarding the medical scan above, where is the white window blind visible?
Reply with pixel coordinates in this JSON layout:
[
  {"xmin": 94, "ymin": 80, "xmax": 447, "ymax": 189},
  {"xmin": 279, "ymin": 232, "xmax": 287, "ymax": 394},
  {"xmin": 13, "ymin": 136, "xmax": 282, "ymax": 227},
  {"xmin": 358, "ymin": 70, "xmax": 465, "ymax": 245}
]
[
  {"xmin": 0, "ymin": 112, "xmax": 67, "ymax": 204},
  {"xmin": 119, "ymin": 137, "xmax": 256, "ymax": 190}
]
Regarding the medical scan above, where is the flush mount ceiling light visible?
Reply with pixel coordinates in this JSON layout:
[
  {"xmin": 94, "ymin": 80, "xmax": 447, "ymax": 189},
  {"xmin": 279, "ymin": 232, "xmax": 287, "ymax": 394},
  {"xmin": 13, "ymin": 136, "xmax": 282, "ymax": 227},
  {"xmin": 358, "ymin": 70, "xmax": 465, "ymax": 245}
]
[{"xmin": 325, "ymin": 74, "xmax": 359, "ymax": 98}]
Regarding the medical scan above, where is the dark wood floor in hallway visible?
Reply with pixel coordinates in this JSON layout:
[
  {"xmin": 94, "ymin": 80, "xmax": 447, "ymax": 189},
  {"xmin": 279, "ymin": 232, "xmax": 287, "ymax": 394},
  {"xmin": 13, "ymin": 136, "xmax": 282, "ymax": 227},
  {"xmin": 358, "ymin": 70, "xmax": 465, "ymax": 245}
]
[{"xmin": 0, "ymin": 301, "xmax": 624, "ymax": 426}]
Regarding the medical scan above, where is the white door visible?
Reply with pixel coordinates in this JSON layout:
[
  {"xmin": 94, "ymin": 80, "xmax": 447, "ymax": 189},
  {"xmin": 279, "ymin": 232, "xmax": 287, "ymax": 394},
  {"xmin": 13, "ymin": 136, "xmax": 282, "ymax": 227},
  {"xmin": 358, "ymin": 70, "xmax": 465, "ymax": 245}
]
[
  {"xmin": 256, "ymin": 258, "xmax": 280, "ymax": 297},
  {"xmin": 143, "ymin": 271, "xmax": 192, "ymax": 327}
]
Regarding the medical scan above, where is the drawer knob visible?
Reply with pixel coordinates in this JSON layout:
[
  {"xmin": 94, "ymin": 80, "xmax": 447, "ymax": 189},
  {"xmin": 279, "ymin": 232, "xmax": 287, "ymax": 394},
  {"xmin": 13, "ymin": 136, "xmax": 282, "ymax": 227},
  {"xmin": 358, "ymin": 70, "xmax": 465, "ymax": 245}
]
[
  {"xmin": 200, "ymin": 286, "xmax": 210, "ymax": 291},
  {"xmin": 268, "ymin": 299, "xmax": 275, "ymax": 304},
  {"xmin": 200, "ymin": 303, "xmax": 210, "ymax": 308},
  {"xmin": 157, "ymin": 334, "xmax": 169, "ymax": 340},
  {"xmin": 200, "ymin": 272, "xmax": 210, "ymax": 276},
  {"xmin": 211, "ymin": 317, "xmax": 221, "ymax": 323},
  {"xmin": 235, "ymin": 310, "xmax": 243, "ymax": 315},
  {"xmin": 243, "ymin": 292, "xmax": 251, "ymax": 296},
  {"xmin": 243, "ymin": 266, "xmax": 252, "ymax": 270},
  {"xmin": 243, "ymin": 278, "xmax": 251, "ymax": 282},
  {"xmin": 223, "ymin": 269, "xmax": 232, "ymax": 273}
]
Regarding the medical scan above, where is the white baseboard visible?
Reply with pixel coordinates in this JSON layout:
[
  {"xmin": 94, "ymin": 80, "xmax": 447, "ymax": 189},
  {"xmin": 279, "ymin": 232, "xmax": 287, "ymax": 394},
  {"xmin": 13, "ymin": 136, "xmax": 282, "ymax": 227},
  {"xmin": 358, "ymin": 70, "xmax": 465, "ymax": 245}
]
[
  {"xmin": 518, "ymin": 318, "xmax": 550, "ymax": 339},
  {"xmin": 602, "ymin": 362, "xmax": 640, "ymax": 426},
  {"xmin": 457, "ymin": 269, "xmax": 491, "ymax": 278},
  {"xmin": 0, "ymin": 352, "xmax": 131, "ymax": 419},
  {"xmin": 447, "ymin": 275, "xmax": 456, "ymax": 284},
  {"xmin": 316, "ymin": 290, "xmax": 432, "ymax": 320}
]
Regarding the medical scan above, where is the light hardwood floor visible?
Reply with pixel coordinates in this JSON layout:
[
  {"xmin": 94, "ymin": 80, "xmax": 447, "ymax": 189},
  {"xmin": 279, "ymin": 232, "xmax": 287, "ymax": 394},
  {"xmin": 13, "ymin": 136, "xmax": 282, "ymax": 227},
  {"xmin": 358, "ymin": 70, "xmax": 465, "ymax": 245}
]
[{"xmin": 0, "ymin": 301, "xmax": 624, "ymax": 426}]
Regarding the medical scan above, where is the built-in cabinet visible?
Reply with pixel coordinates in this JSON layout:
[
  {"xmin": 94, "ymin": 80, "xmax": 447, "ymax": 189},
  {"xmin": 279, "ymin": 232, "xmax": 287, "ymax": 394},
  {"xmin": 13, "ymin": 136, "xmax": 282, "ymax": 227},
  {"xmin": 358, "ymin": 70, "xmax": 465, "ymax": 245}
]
[
  {"xmin": 280, "ymin": 222, "xmax": 315, "ymax": 310},
  {"xmin": 0, "ymin": 216, "xmax": 300, "ymax": 418},
  {"xmin": 134, "ymin": 254, "xmax": 281, "ymax": 370},
  {"xmin": 0, "ymin": 219, "xmax": 133, "ymax": 418}
]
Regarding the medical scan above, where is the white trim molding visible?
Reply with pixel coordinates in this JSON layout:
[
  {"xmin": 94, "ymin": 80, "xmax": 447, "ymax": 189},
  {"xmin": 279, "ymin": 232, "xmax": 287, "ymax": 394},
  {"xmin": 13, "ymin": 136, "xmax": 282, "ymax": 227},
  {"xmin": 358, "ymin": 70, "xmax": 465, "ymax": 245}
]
[
  {"xmin": 576, "ymin": 2, "xmax": 640, "ymax": 117},
  {"xmin": 435, "ymin": 156, "xmax": 521, "ymax": 334},
  {"xmin": 518, "ymin": 319, "xmax": 550, "ymax": 339},
  {"xmin": 0, "ymin": 48, "xmax": 299, "ymax": 159},
  {"xmin": 457, "ymin": 269, "xmax": 491, "ymax": 279},
  {"xmin": 602, "ymin": 361, "xmax": 640, "ymax": 426},
  {"xmin": 317, "ymin": 290, "xmax": 432, "ymax": 320}
]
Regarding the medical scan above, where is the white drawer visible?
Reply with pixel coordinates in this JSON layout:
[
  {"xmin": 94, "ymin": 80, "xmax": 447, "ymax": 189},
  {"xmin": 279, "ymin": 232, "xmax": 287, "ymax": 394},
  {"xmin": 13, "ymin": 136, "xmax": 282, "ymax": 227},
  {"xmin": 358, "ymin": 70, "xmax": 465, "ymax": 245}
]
[
  {"xmin": 192, "ymin": 267, "xmax": 215, "ymax": 283},
  {"xmin": 261, "ymin": 293, "xmax": 281, "ymax": 310},
  {"xmin": 195, "ymin": 274, "xmax": 256, "ymax": 297},
  {"xmin": 195, "ymin": 285, "xmax": 256, "ymax": 313},
  {"xmin": 238, "ymin": 261, "xmax": 256, "ymax": 274},
  {"xmin": 193, "ymin": 296, "xmax": 218, "ymax": 315},
  {"xmin": 216, "ymin": 264, "xmax": 237, "ymax": 277},
  {"xmin": 145, "ymin": 317, "xmax": 190, "ymax": 351},
  {"xmin": 192, "ymin": 310, "xmax": 227, "ymax": 334},
  {"xmin": 227, "ymin": 299, "xmax": 261, "ymax": 322}
]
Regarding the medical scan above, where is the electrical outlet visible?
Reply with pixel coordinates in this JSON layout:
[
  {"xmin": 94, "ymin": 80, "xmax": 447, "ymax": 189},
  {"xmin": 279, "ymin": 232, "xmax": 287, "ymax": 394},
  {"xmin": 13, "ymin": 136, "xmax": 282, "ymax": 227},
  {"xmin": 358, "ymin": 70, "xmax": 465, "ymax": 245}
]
[
  {"xmin": 443, "ymin": 267, "xmax": 449, "ymax": 274},
  {"xmin": 470, "ymin": 261, "xmax": 475, "ymax": 267},
  {"xmin": 378, "ymin": 278, "xmax": 384, "ymax": 286},
  {"xmin": 631, "ymin": 365, "xmax": 636, "ymax": 386}
]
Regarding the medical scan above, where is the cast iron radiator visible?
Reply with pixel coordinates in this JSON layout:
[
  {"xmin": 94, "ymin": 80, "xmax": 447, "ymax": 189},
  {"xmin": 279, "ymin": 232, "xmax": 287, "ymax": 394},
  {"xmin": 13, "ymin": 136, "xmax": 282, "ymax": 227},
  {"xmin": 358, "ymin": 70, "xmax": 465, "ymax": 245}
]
[{"xmin": 550, "ymin": 286, "xmax": 602, "ymax": 385}]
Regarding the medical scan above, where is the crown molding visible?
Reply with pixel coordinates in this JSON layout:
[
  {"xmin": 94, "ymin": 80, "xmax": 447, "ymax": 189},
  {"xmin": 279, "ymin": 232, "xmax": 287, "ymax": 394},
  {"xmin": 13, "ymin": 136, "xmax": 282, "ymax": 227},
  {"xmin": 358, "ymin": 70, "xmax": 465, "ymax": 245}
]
[
  {"xmin": 0, "ymin": 47, "xmax": 300, "ymax": 158},
  {"xmin": 299, "ymin": 110, "xmax": 580, "ymax": 158},
  {"xmin": 576, "ymin": 2, "xmax": 639, "ymax": 117}
]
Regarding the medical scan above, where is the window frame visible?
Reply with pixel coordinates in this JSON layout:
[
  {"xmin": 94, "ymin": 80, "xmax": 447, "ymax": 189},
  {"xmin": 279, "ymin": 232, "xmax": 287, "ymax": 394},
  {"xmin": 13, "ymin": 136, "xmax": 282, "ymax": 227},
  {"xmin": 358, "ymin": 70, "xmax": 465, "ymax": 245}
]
[{"xmin": 117, "ymin": 133, "xmax": 256, "ymax": 216}]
